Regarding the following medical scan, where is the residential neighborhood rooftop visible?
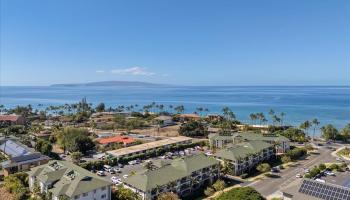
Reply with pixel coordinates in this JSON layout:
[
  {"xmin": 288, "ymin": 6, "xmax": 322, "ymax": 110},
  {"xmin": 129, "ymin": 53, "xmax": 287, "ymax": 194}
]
[
  {"xmin": 214, "ymin": 140, "xmax": 273, "ymax": 160},
  {"xmin": 28, "ymin": 160, "xmax": 112, "ymax": 198},
  {"xmin": 123, "ymin": 153, "xmax": 219, "ymax": 192},
  {"xmin": 0, "ymin": 114, "xmax": 23, "ymax": 122},
  {"xmin": 107, "ymin": 136, "xmax": 192, "ymax": 157},
  {"xmin": 97, "ymin": 135, "xmax": 135, "ymax": 145}
]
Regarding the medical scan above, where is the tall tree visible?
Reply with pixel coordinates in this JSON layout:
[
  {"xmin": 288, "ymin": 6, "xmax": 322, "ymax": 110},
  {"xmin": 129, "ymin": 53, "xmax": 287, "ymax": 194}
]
[
  {"xmin": 300, "ymin": 120, "xmax": 311, "ymax": 138},
  {"xmin": 321, "ymin": 124, "xmax": 338, "ymax": 141},
  {"xmin": 312, "ymin": 118, "xmax": 320, "ymax": 140},
  {"xmin": 340, "ymin": 124, "xmax": 350, "ymax": 141}
]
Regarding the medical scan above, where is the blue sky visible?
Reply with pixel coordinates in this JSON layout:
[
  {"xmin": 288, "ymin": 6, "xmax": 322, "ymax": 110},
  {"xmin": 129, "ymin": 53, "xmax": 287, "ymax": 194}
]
[{"xmin": 1, "ymin": 0, "xmax": 350, "ymax": 86}]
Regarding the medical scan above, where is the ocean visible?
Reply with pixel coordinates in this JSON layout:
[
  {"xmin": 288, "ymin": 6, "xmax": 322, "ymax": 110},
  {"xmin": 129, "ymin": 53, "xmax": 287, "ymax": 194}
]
[{"xmin": 1, "ymin": 86, "xmax": 350, "ymax": 133}]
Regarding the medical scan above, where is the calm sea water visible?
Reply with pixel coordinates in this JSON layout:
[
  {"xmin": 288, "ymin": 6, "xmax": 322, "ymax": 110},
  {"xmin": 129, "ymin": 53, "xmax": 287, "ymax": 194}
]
[{"xmin": 1, "ymin": 86, "xmax": 350, "ymax": 132}]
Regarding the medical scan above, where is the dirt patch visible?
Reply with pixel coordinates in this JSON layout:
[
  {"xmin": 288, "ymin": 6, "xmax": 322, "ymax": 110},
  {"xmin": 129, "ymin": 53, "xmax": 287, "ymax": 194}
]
[
  {"xmin": 131, "ymin": 125, "xmax": 180, "ymax": 137},
  {"xmin": 0, "ymin": 187, "xmax": 15, "ymax": 200}
]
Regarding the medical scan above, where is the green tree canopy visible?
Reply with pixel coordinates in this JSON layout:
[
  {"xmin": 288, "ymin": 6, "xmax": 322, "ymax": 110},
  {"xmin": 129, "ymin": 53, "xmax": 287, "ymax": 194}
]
[
  {"xmin": 35, "ymin": 139, "xmax": 53, "ymax": 156},
  {"xmin": 256, "ymin": 163, "xmax": 271, "ymax": 173},
  {"xmin": 112, "ymin": 186, "xmax": 141, "ymax": 200},
  {"xmin": 95, "ymin": 103, "xmax": 105, "ymax": 112},
  {"xmin": 341, "ymin": 124, "xmax": 350, "ymax": 141},
  {"xmin": 215, "ymin": 187, "xmax": 265, "ymax": 200},
  {"xmin": 56, "ymin": 127, "xmax": 94, "ymax": 154},
  {"xmin": 178, "ymin": 120, "xmax": 208, "ymax": 137},
  {"xmin": 321, "ymin": 124, "xmax": 339, "ymax": 141}
]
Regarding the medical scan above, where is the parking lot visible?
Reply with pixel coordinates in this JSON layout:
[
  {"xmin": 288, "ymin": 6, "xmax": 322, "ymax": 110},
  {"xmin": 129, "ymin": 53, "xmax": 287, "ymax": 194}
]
[{"xmin": 95, "ymin": 147, "xmax": 206, "ymax": 185}]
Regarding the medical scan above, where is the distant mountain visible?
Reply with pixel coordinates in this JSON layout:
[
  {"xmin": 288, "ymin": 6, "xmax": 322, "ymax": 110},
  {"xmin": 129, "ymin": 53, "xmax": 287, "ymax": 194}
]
[{"xmin": 51, "ymin": 81, "xmax": 168, "ymax": 87}]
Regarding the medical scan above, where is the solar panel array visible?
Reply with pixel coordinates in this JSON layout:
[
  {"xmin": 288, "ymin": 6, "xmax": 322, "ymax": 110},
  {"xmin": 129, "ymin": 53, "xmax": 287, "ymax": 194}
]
[{"xmin": 299, "ymin": 179, "xmax": 350, "ymax": 200}]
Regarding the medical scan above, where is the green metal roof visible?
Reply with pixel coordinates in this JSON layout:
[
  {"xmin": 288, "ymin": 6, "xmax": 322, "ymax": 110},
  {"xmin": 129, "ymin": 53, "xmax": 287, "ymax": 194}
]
[
  {"xmin": 214, "ymin": 140, "xmax": 273, "ymax": 161},
  {"xmin": 123, "ymin": 153, "xmax": 219, "ymax": 192},
  {"xmin": 28, "ymin": 160, "xmax": 111, "ymax": 198},
  {"xmin": 209, "ymin": 132, "xmax": 289, "ymax": 143}
]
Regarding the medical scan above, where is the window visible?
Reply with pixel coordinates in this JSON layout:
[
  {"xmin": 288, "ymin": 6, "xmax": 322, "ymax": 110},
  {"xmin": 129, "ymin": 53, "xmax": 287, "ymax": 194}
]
[
  {"xmin": 101, "ymin": 194, "xmax": 106, "ymax": 199},
  {"xmin": 83, "ymin": 193, "xmax": 88, "ymax": 197},
  {"xmin": 94, "ymin": 189, "xmax": 96, "ymax": 193},
  {"xmin": 74, "ymin": 195, "xmax": 80, "ymax": 199},
  {"xmin": 101, "ymin": 186, "xmax": 106, "ymax": 191}
]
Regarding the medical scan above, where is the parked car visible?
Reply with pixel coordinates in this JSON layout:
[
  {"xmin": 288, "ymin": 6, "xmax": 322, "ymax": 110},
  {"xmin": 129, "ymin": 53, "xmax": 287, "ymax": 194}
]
[
  {"xmin": 104, "ymin": 165, "xmax": 112, "ymax": 171},
  {"xmin": 325, "ymin": 171, "xmax": 335, "ymax": 176},
  {"xmin": 271, "ymin": 167, "xmax": 279, "ymax": 173},
  {"xmin": 97, "ymin": 171, "xmax": 105, "ymax": 176},
  {"xmin": 296, "ymin": 174, "xmax": 302, "ymax": 178},
  {"xmin": 113, "ymin": 167, "xmax": 122, "ymax": 173},
  {"xmin": 315, "ymin": 178, "xmax": 326, "ymax": 183},
  {"xmin": 123, "ymin": 174, "xmax": 129, "ymax": 179},
  {"xmin": 128, "ymin": 160, "xmax": 137, "ymax": 165}
]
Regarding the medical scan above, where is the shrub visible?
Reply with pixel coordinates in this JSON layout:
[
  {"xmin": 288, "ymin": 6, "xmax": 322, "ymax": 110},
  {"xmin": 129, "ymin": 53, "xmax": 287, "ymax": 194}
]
[
  {"xmin": 281, "ymin": 155, "xmax": 291, "ymax": 164},
  {"xmin": 212, "ymin": 180, "xmax": 226, "ymax": 192},
  {"xmin": 319, "ymin": 164, "xmax": 326, "ymax": 171},
  {"xmin": 286, "ymin": 147, "xmax": 307, "ymax": 160},
  {"xmin": 256, "ymin": 163, "xmax": 271, "ymax": 173},
  {"xmin": 215, "ymin": 187, "xmax": 265, "ymax": 200},
  {"xmin": 204, "ymin": 187, "xmax": 215, "ymax": 197}
]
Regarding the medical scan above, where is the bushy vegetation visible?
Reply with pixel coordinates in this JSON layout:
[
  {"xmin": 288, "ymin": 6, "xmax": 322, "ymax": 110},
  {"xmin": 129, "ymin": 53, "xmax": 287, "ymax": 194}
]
[
  {"xmin": 112, "ymin": 186, "xmax": 141, "ymax": 200},
  {"xmin": 215, "ymin": 187, "xmax": 265, "ymax": 200},
  {"xmin": 285, "ymin": 147, "xmax": 307, "ymax": 161},
  {"xmin": 256, "ymin": 163, "xmax": 271, "ymax": 173},
  {"xmin": 35, "ymin": 139, "xmax": 53, "ymax": 156},
  {"xmin": 179, "ymin": 120, "xmax": 208, "ymax": 137},
  {"xmin": 337, "ymin": 147, "xmax": 350, "ymax": 157},
  {"xmin": 157, "ymin": 192, "xmax": 180, "ymax": 200},
  {"xmin": 55, "ymin": 127, "xmax": 95, "ymax": 154},
  {"xmin": 2, "ymin": 173, "xmax": 29, "ymax": 200},
  {"xmin": 274, "ymin": 127, "xmax": 306, "ymax": 142}
]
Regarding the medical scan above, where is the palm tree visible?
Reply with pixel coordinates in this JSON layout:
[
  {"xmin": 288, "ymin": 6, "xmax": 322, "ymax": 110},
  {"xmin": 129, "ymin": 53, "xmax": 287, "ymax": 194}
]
[
  {"xmin": 249, "ymin": 113, "xmax": 257, "ymax": 125},
  {"xmin": 300, "ymin": 120, "xmax": 311, "ymax": 138},
  {"xmin": 280, "ymin": 112, "xmax": 286, "ymax": 126},
  {"xmin": 312, "ymin": 118, "xmax": 320, "ymax": 140},
  {"xmin": 222, "ymin": 106, "xmax": 235, "ymax": 121},
  {"xmin": 268, "ymin": 109, "xmax": 275, "ymax": 122}
]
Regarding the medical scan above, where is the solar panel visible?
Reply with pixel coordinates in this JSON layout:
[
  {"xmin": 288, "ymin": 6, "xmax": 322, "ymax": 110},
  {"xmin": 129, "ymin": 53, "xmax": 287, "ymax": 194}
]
[{"xmin": 298, "ymin": 179, "xmax": 350, "ymax": 200}]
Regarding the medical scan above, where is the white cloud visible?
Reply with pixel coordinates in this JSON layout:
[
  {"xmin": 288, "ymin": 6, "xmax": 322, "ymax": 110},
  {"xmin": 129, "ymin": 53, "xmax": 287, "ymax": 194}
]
[
  {"xmin": 96, "ymin": 70, "xmax": 105, "ymax": 73},
  {"xmin": 110, "ymin": 67, "xmax": 156, "ymax": 76}
]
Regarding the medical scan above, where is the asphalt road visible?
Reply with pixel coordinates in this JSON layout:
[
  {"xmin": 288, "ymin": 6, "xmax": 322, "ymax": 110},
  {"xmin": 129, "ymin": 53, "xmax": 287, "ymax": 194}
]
[{"xmin": 249, "ymin": 145, "xmax": 341, "ymax": 197}]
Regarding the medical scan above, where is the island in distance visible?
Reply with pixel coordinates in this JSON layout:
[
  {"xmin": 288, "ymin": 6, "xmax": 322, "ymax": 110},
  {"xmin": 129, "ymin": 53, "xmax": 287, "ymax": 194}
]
[{"xmin": 50, "ymin": 81, "xmax": 169, "ymax": 87}]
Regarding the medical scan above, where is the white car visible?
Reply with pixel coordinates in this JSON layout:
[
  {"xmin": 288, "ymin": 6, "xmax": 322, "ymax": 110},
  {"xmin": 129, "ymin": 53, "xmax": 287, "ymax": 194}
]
[
  {"xmin": 96, "ymin": 171, "xmax": 105, "ymax": 176},
  {"xmin": 111, "ymin": 176, "xmax": 118, "ymax": 181},
  {"xmin": 325, "ymin": 171, "xmax": 335, "ymax": 176},
  {"xmin": 113, "ymin": 168, "xmax": 122, "ymax": 173},
  {"xmin": 336, "ymin": 158, "xmax": 342, "ymax": 162},
  {"xmin": 123, "ymin": 174, "xmax": 129, "ymax": 179},
  {"xmin": 315, "ymin": 178, "xmax": 326, "ymax": 183},
  {"xmin": 296, "ymin": 174, "xmax": 302, "ymax": 178},
  {"xmin": 304, "ymin": 169, "xmax": 310, "ymax": 173},
  {"xmin": 205, "ymin": 152, "xmax": 213, "ymax": 156}
]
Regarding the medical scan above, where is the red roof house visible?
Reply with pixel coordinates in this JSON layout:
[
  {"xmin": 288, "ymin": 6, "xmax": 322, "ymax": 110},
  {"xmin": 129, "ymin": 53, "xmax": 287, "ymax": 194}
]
[
  {"xmin": 0, "ymin": 115, "xmax": 25, "ymax": 125},
  {"xmin": 97, "ymin": 136, "xmax": 136, "ymax": 147}
]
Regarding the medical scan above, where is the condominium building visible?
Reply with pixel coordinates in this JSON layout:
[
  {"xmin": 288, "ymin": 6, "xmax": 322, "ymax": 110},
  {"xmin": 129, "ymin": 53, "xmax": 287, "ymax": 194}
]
[
  {"xmin": 106, "ymin": 136, "xmax": 192, "ymax": 159},
  {"xmin": 0, "ymin": 138, "xmax": 49, "ymax": 176},
  {"xmin": 123, "ymin": 154, "xmax": 220, "ymax": 200},
  {"xmin": 28, "ymin": 160, "xmax": 112, "ymax": 200},
  {"xmin": 214, "ymin": 140, "xmax": 274, "ymax": 176},
  {"xmin": 209, "ymin": 132, "xmax": 290, "ymax": 154}
]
